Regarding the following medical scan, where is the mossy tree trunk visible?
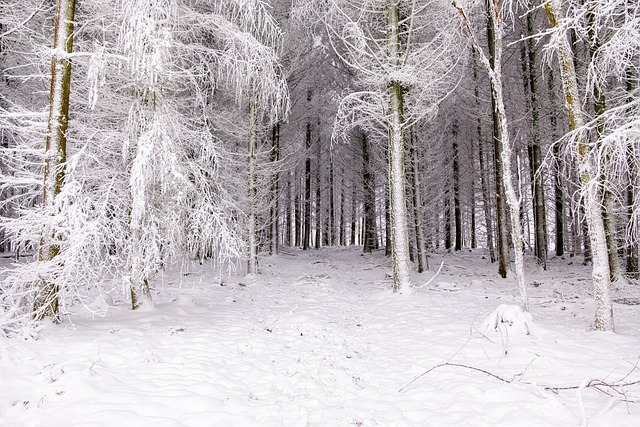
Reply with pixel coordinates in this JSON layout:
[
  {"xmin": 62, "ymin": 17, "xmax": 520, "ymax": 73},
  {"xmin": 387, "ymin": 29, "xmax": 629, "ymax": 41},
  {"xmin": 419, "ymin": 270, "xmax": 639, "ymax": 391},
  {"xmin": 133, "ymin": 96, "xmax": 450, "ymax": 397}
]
[{"xmin": 33, "ymin": 0, "xmax": 76, "ymax": 322}]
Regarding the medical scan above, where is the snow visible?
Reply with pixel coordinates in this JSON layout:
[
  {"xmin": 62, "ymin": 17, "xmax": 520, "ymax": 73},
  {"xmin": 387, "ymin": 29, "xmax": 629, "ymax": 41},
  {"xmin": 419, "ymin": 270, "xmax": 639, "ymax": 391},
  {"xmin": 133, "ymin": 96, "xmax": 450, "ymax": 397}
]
[{"xmin": 2, "ymin": 247, "xmax": 640, "ymax": 426}]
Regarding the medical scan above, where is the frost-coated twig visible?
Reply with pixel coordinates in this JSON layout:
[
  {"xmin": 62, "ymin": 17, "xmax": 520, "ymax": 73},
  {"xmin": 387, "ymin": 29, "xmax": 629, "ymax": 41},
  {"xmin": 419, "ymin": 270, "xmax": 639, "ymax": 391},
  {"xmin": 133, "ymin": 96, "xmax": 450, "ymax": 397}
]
[
  {"xmin": 397, "ymin": 361, "xmax": 640, "ymax": 400},
  {"xmin": 398, "ymin": 362, "xmax": 512, "ymax": 393},
  {"xmin": 415, "ymin": 261, "xmax": 444, "ymax": 289}
]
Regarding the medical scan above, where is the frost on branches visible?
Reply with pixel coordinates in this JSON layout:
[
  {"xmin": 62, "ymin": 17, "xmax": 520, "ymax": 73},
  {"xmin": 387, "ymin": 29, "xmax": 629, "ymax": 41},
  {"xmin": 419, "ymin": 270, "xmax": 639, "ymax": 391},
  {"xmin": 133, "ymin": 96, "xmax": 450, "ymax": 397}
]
[{"xmin": 1, "ymin": 0, "xmax": 287, "ymax": 332}]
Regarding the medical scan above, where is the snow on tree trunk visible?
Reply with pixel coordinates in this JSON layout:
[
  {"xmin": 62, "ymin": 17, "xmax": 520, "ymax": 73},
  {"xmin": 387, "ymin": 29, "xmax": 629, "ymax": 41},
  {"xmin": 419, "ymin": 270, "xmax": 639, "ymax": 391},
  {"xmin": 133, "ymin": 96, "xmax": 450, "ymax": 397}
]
[
  {"xmin": 33, "ymin": 0, "xmax": 76, "ymax": 321},
  {"xmin": 247, "ymin": 98, "xmax": 258, "ymax": 275},
  {"xmin": 387, "ymin": 0, "xmax": 412, "ymax": 293},
  {"xmin": 544, "ymin": 0, "xmax": 614, "ymax": 331}
]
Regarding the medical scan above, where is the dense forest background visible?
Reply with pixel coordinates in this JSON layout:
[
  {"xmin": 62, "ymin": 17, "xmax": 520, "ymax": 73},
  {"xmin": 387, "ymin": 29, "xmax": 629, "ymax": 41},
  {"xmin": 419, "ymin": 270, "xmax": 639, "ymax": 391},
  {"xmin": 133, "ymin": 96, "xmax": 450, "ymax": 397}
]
[{"xmin": 1, "ymin": 0, "xmax": 639, "ymax": 333}]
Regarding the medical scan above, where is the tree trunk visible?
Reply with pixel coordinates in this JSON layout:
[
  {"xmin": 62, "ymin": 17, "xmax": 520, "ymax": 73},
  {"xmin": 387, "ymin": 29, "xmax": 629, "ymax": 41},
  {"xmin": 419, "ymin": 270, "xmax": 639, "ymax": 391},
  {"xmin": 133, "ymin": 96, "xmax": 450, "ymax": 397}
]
[
  {"xmin": 350, "ymin": 180, "xmax": 357, "ymax": 245},
  {"xmin": 587, "ymin": 10, "xmax": 619, "ymax": 283},
  {"xmin": 329, "ymin": 154, "xmax": 335, "ymax": 246},
  {"xmin": 486, "ymin": 0, "xmax": 509, "ymax": 279},
  {"xmin": 452, "ymin": 120, "xmax": 462, "ymax": 252},
  {"xmin": 303, "ymin": 120, "xmax": 312, "ymax": 250},
  {"xmin": 523, "ymin": 11, "xmax": 547, "ymax": 269},
  {"xmin": 315, "ymin": 129, "xmax": 322, "ymax": 249},
  {"xmin": 385, "ymin": 188, "xmax": 391, "ymax": 256},
  {"xmin": 362, "ymin": 129, "xmax": 377, "ymax": 253},
  {"xmin": 410, "ymin": 129, "xmax": 428, "ymax": 271},
  {"xmin": 285, "ymin": 172, "xmax": 292, "ymax": 247},
  {"xmin": 295, "ymin": 170, "xmax": 301, "ymax": 247},
  {"xmin": 474, "ymin": 54, "xmax": 496, "ymax": 262},
  {"xmin": 246, "ymin": 98, "xmax": 258, "ymax": 274},
  {"xmin": 544, "ymin": 0, "xmax": 614, "ymax": 331},
  {"xmin": 33, "ymin": 0, "xmax": 77, "ymax": 321},
  {"xmin": 340, "ymin": 170, "xmax": 346, "ymax": 246},
  {"xmin": 269, "ymin": 122, "xmax": 280, "ymax": 255},
  {"xmin": 626, "ymin": 68, "xmax": 639, "ymax": 278},
  {"xmin": 548, "ymin": 68, "xmax": 565, "ymax": 257},
  {"xmin": 455, "ymin": 0, "xmax": 528, "ymax": 309},
  {"xmin": 444, "ymin": 180, "xmax": 452, "ymax": 250}
]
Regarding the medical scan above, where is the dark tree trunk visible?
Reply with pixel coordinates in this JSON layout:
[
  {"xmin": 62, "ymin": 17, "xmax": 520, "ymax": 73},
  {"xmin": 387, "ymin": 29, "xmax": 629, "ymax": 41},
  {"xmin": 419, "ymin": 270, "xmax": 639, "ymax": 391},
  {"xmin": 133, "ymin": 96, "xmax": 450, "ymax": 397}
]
[
  {"xmin": 303, "ymin": 121, "xmax": 312, "ymax": 250},
  {"xmin": 385, "ymin": 188, "xmax": 391, "ymax": 256},
  {"xmin": 488, "ymin": 6, "xmax": 509, "ymax": 278},
  {"xmin": 409, "ymin": 129, "xmax": 428, "ymax": 271},
  {"xmin": 361, "ymin": 130, "xmax": 377, "ymax": 253},
  {"xmin": 548, "ymin": 68, "xmax": 564, "ymax": 257},
  {"xmin": 626, "ymin": 68, "xmax": 639, "ymax": 278},
  {"xmin": 351, "ymin": 181, "xmax": 357, "ymax": 246},
  {"xmin": 314, "ymin": 129, "xmax": 322, "ymax": 249},
  {"xmin": 269, "ymin": 122, "xmax": 280, "ymax": 255},
  {"xmin": 452, "ymin": 120, "xmax": 462, "ymax": 252},
  {"xmin": 474, "ymin": 54, "xmax": 496, "ymax": 262},
  {"xmin": 523, "ymin": 13, "xmax": 547, "ymax": 269},
  {"xmin": 340, "ymin": 171, "xmax": 346, "ymax": 246},
  {"xmin": 444, "ymin": 182, "xmax": 452, "ymax": 251},
  {"xmin": 295, "ymin": 170, "xmax": 301, "ymax": 247}
]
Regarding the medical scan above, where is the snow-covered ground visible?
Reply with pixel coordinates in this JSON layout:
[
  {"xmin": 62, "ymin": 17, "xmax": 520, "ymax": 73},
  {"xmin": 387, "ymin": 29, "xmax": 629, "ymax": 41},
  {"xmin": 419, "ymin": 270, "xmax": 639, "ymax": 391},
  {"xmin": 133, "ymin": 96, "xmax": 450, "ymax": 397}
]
[{"xmin": 1, "ymin": 247, "xmax": 640, "ymax": 426}]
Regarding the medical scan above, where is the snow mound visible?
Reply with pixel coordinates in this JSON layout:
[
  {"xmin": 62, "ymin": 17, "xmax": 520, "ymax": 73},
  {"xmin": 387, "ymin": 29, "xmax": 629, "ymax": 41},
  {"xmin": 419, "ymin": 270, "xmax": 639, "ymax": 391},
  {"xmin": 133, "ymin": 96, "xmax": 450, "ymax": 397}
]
[{"xmin": 481, "ymin": 304, "xmax": 539, "ymax": 337}]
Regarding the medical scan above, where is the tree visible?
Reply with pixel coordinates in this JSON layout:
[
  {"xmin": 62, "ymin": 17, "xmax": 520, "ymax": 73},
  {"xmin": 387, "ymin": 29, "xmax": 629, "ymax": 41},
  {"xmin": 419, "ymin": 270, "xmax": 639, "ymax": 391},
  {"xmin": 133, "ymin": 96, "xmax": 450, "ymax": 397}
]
[
  {"xmin": 453, "ymin": 0, "xmax": 529, "ymax": 310},
  {"xmin": 521, "ymin": 6, "xmax": 547, "ymax": 270},
  {"xmin": 543, "ymin": 0, "xmax": 614, "ymax": 331},
  {"xmin": 31, "ymin": 0, "xmax": 77, "ymax": 321}
]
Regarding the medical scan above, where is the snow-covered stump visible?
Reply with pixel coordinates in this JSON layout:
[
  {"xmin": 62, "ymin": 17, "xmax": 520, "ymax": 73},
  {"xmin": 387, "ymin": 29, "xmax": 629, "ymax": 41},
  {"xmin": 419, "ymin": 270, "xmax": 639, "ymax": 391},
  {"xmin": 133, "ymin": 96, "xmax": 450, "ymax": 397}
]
[{"xmin": 481, "ymin": 304, "xmax": 540, "ymax": 338}]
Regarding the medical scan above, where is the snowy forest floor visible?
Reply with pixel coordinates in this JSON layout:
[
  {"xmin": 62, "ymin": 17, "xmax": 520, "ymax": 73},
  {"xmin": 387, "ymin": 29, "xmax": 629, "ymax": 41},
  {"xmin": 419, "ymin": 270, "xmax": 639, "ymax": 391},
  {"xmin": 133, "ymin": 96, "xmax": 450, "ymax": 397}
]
[{"xmin": 2, "ymin": 247, "xmax": 640, "ymax": 426}]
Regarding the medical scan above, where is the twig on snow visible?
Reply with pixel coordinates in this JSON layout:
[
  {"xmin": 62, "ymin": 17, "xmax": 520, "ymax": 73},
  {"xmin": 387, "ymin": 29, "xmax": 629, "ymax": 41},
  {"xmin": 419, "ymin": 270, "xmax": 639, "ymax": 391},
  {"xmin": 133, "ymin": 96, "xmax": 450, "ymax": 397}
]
[
  {"xmin": 397, "ymin": 361, "xmax": 640, "ymax": 402},
  {"xmin": 415, "ymin": 261, "xmax": 445, "ymax": 290}
]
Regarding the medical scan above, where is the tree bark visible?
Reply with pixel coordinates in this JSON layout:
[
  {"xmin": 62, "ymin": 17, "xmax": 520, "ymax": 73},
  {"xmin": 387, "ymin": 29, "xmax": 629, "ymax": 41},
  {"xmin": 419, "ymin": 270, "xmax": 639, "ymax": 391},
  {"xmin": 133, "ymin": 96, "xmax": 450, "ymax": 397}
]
[
  {"xmin": 386, "ymin": 0, "xmax": 413, "ymax": 291},
  {"xmin": 33, "ymin": 0, "xmax": 77, "ymax": 321}
]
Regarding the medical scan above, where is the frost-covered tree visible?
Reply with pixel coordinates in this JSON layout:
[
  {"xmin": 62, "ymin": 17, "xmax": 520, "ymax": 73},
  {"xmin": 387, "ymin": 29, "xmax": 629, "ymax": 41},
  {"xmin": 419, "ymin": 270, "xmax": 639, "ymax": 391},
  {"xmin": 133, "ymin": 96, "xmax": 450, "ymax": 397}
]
[
  {"xmin": 0, "ymin": 0, "xmax": 287, "ymax": 328},
  {"xmin": 541, "ymin": 0, "xmax": 640, "ymax": 330},
  {"xmin": 453, "ymin": 0, "xmax": 529, "ymax": 310},
  {"xmin": 31, "ymin": 0, "xmax": 77, "ymax": 320}
]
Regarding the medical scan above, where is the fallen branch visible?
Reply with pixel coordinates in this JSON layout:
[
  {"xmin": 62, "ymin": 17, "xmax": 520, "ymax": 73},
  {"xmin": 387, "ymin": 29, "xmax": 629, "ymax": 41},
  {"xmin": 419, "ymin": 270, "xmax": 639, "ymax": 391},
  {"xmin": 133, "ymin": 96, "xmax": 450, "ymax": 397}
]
[
  {"xmin": 415, "ymin": 261, "xmax": 445, "ymax": 290},
  {"xmin": 398, "ymin": 361, "xmax": 640, "ymax": 401}
]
